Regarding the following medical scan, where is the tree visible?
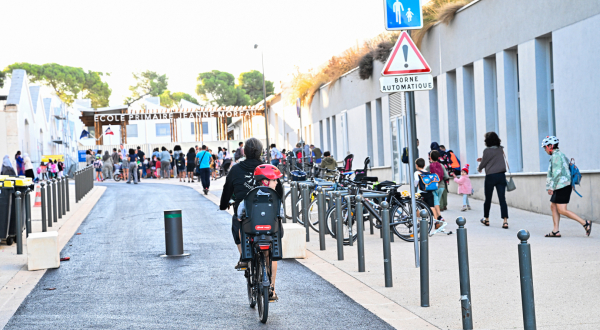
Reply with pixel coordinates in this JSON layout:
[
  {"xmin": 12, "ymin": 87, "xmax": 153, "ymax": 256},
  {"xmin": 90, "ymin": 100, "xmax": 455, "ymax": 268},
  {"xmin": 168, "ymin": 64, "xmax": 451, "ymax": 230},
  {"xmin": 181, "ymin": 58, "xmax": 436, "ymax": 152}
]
[
  {"xmin": 4, "ymin": 63, "xmax": 112, "ymax": 107},
  {"xmin": 0, "ymin": 71, "xmax": 6, "ymax": 89},
  {"xmin": 124, "ymin": 71, "xmax": 168, "ymax": 106},
  {"xmin": 238, "ymin": 70, "xmax": 274, "ymax": 105},
  {"xmin": 159, "ymin": 90, "xmax": 199, "ymax": 108},
  {"xmin": 195, "ymin": 70, "xmax": 250, "ymax": 107}
]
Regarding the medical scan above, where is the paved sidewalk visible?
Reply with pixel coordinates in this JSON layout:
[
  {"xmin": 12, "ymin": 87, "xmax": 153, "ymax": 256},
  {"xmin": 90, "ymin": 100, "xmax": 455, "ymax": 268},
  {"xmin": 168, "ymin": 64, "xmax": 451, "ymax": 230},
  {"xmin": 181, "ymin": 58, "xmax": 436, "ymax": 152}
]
[
  {"xmin": 0, "ymin": 183, "xmax": 106, "ymax": 328},
  {"xmin": 303, "ymin": 192, "xmax": 599, "ymax": 329}
]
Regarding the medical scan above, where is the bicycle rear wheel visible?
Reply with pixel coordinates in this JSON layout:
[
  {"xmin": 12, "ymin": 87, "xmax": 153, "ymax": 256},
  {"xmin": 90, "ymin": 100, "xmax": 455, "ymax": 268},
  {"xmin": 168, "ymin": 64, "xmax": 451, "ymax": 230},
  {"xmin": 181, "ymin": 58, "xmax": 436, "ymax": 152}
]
[
  {"xmin": 325, "ymin": 203, "xmax": 358, "ymax": 244},
  {"xmin": 392, "ymin": 200, "xmax": 434, "ymax": 242},
  {"xmin": 257, "ymin": 257, "xmax": 269, "ymax": 323},
  {"xmin": 245, "ymin": 266, "xmax": 256, "ymax": 308}
]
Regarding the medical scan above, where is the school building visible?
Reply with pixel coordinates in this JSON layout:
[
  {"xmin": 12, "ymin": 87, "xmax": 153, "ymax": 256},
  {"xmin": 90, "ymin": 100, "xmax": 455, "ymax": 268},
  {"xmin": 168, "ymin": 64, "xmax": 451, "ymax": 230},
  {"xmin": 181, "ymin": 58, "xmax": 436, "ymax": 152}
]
[{"xmin": 293, "ymin": 0, "xmax": 600, "ymax": 221}]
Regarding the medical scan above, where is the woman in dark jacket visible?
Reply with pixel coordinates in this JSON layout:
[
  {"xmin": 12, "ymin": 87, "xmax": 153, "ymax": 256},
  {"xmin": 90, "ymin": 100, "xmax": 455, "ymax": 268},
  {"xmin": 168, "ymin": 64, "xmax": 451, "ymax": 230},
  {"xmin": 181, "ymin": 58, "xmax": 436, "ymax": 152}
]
[
  {"xmin": 186, "ymin": 147, "xmax": 196, "ymax": 183},
  {"xmin": 477, "ymin": 132, "xmax": 509, "ymax": 229},
  {"xmin": 1, "ymin": 155, "xmax": 17, "ymax": 176}
]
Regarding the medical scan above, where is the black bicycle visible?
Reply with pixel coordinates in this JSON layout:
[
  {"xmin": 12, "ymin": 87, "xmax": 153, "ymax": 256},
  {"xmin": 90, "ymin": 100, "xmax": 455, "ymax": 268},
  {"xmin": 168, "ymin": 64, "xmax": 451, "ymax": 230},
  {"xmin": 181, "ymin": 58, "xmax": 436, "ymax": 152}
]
[{"xmin": 239, "ymin": 186, "xmax": 282, "ymax": 324}]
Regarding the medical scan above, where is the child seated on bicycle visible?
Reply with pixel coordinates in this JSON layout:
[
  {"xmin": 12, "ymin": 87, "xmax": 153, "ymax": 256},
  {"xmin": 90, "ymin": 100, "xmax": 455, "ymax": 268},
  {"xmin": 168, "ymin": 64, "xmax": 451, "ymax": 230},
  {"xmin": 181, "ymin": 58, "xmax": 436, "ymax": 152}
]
[{"xmin": 236, "ymin": 164, "xmax": 284, "ymax": 301}]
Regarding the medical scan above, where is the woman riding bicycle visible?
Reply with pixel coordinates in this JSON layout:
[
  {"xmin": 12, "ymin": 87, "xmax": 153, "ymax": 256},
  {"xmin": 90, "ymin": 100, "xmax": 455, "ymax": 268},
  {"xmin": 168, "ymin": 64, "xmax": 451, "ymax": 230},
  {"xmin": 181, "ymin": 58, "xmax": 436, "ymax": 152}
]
[{"xmin": 219, "ymin": 138, "xmax": 284, "ymax": 269}]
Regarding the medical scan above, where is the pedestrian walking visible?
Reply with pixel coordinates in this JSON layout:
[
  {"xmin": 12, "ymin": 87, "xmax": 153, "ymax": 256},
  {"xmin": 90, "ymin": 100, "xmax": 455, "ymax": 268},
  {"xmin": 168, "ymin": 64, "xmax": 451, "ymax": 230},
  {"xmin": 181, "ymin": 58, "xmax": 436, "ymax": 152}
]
[
  {"xmin": 23, "ymin": 153, "xmax": 35, "ymax": 179},
  {"xmin": 425, "ymin": 150, "xmax": 448, "ymax": 223},
  {"xmin": 93, "ymin": 156, "xmax": 104, "ymax": 181},
  {"xmin": 15, "ymin": 151, "xmax": 24, "ymax": 175},
  {"xmin": 196, "ymin": 145, "xmax": 212, "ymax": 194},
  {"xmin": 111, "ymin": 148, "xmax": 120, "ymax": 166},
  {"xmin": 50, "ymin": 160, "xmax": 58, "ymax": 179},
  {"xmin": 57, "ymin": 159, "xmax": 64, "ymax": 178},
  {"xmin": 160, "ymin": 147, "xmax": 171, "ymax": 179},
  {"xmin": 542, "ymin": 136, "xmax": 591, "ymax": 237},
  {"xmin": 270, "ymin": 144, "xmax": 282, "ymax": 167},
  {"xmin": 210, "ymin": 150, "xmax": 218, "ymax": 180},
  {"xmin": 452, "ymin": 165, "xmax": 472, "ymax": 211},
  {"xmin": 102, "ymin": 151, "xmax": 114, "ymax": 180},
  {"xmin": 126, "ymin": 148, "xmax": 139, "ymax": 184},
  {"xmin": 39, "ymin": 161, "xmax": 48, "ymax": 180},
  {"xmin": 173, "ymin": 145, "xmax": 182, "ymax": 178},
  {"xmin": 234, "ymin": 141, "xmax": 244, "ymax": 162},
  {"xmin": 122, "ymin": 153, "xmax": 130, "ymax": 181},
  {"xmin": 477, "ymin": 132, "xmax": 509, "ymax": 229},
  {"xmin": 414, "ymin": 158, "xmax": 436, "ymax": 216},
  {"xmin": 438, "ymin": 144, "xmax": 451, "ymax": 211},
  {"xmin": 176, "ymin": 153, "xmax": 186, "ymax": 182},
  {"xmin": 1, "ymin": 155, "xmax": 17, "ymax": 175},
  {"xmin": 186, "ymin": 147, "xmax": 196, "ymax": 183}
]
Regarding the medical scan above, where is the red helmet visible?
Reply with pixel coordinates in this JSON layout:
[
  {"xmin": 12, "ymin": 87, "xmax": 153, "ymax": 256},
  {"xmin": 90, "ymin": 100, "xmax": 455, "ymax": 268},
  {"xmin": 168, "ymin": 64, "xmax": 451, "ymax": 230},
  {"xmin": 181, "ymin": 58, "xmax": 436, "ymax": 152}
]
[{"xmin": 254, "ymin": 164, "xmax": 282, "ymax": 182}]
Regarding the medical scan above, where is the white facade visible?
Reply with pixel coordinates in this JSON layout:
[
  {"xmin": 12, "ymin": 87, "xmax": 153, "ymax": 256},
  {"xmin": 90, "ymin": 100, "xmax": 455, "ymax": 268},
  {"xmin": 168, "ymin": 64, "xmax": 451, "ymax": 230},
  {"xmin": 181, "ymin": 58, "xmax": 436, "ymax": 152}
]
[{"xmin": 0, "ymin": 69, "xmax": 83, "ymax": 173}]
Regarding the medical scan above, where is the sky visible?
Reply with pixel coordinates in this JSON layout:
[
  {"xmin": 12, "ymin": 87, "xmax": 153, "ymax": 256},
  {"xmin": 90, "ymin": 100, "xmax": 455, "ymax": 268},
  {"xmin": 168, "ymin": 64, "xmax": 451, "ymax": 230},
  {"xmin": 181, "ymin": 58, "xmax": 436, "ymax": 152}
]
[{"xmin": 0, "ymin": 0, "xmax": 389, "ymax": 107}]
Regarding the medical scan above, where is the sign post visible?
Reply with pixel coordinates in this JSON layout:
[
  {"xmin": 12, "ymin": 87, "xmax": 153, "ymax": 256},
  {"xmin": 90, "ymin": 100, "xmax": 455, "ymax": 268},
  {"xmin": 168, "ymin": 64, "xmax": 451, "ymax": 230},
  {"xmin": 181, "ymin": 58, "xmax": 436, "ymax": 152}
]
[{"xmin": 380, "ymin": 29, "xmax": 431, "ymax": 268}]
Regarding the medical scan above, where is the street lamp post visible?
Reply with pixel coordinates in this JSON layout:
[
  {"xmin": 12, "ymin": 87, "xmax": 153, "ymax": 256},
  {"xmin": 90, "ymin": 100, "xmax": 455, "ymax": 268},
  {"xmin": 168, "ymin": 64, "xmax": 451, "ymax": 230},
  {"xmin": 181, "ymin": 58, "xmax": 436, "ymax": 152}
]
[{"xmin": 255, "ymin": 44, "xmax": 271, "ymax": 163}]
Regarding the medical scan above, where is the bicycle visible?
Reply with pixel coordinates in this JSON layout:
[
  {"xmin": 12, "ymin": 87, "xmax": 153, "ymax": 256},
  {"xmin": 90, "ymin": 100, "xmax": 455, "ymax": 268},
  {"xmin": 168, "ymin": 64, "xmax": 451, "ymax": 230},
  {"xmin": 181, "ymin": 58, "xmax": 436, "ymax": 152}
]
[{"xmin": 239, "ymin": 186, "xmax": 282, "ymax": 324}]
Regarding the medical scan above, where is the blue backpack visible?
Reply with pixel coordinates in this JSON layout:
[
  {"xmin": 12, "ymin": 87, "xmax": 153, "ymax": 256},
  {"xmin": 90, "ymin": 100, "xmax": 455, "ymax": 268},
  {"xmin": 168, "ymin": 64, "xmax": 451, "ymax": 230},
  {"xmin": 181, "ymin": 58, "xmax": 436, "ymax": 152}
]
[
  {"xmin": 418, "ymin": 171, "xmax": 440, "ymax": 191},
  {"xmin": 569, "ymin": 158, "xmax": 582, "ymax": 197}
]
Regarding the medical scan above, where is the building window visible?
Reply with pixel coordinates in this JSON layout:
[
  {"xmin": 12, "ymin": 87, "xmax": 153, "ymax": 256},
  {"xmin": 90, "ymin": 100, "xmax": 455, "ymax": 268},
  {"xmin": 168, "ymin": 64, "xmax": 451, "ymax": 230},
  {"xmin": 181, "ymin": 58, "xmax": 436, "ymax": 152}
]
[
  {"xmin": 326, "ymin": 118, "xmax": 331, "ymax": 152},
  {"xmin": 127, "ymin": 124, "xmax": 138, "ymax": 138},
  {"xmin": 190, "ymin": 122, "xmax": 209, "ymax": 135},
  {"xmin": 462, "ymin": 65, "xmax": 478, "ymax": 168},
  {"xmin": 484, "ymin": 56, "xmax": 499, "ymax": 133},
  {"xmin": 87, "ymin": 126, "xmax": 96, "ymax": 138},
  {"xmin": 548, "ymin": 41, "xmax": 556, "ymax": 135},
  {"xmin": 319, "ymin": 120, "xmax": 324, "ymax": 148},
  {"xmin": 365, "ymin": 102, "xmax": 374, "ymax": 163},
  {"xmin": 375, "ymin": 98, "xmax": 384, "ymax": 166},
  {"xmin": 429, "ymin": 78, "xmax": 439, "ymax": 143},
  {"xmin": 332, "ymin": 116, "xmax": 338, "ymax": 158},
  {"xmin": 156, "ymin": 123, "xmax": 170, "ymax": 137},
  {"xmin": 446, "ymin": 71, "xmax": 460, "ymax": 157}
]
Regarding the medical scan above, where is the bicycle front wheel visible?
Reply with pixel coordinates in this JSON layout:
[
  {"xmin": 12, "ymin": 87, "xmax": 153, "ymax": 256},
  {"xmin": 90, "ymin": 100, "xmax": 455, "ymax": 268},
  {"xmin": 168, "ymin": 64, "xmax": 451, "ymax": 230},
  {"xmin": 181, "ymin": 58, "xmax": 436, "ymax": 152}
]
[
  {"xmin": 392, "ymin": 200, "xmax": 434, "ymax": 242},
  {"xmin": 325, "ymin": 203, "xmax": 358, "ymax": 244}
]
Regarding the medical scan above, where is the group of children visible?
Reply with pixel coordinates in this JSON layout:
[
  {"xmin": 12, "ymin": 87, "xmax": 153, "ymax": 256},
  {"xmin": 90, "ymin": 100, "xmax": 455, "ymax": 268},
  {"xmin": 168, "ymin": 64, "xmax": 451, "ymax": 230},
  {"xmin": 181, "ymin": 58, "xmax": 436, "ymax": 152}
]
[
  {"xmin": 414, "ymin": 152, "xmax": 472, "ymax": 226},
  {"xmin": 37, "ymin": 159, "xmax": 63, "ymax": 180}
]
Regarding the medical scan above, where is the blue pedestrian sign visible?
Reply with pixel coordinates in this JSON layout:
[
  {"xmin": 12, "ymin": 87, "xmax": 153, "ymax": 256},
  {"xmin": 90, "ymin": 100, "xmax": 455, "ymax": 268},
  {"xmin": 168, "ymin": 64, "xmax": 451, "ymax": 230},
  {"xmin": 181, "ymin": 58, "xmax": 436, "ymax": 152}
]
[{"xmin": 384, "ymin": 0, "xmax": 423, "ymax": 30}]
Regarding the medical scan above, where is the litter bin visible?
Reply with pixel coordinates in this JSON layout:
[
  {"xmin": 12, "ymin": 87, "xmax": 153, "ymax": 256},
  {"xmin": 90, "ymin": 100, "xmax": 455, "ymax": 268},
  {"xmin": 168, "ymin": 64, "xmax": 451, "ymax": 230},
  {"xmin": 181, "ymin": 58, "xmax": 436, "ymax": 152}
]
[
  {"xmin": 6, "ymin": 177, "xmax": 32, "ymax": 244},
  {"xmin": 0, "ymin": 181, "xmax": 14, "ymax": 245}
]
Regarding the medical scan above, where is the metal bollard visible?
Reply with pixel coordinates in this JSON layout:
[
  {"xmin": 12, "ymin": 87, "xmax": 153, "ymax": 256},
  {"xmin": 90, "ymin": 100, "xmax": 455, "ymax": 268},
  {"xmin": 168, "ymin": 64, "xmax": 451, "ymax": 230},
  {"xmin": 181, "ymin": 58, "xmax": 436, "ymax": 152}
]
[
  {"xmin": 57, "ymin": 178, "xmax": 63, "ymax": 219},
  {"xmin": 334, "ymin": 191, "xmax": 344, "ymax": 260},
  {"xmin": 316, "ymin": 186, "xmax": 326, "ymax": 251},
  {"xmin": 456, "ymin": 217, "xmax": 473, "ymax": 330},
  {"xmin": 381, "ymin": 201, "xmax": 393, "ymax": 287},
  {"xmin": 517, "ymin": 230, "xmax": 536, "ymax": 330},
  {"xmin": 47, "ymin": 180, "xmax": 53, "ymax": 228},
  {"xmin": 300, "ymin": 184, "xmax": 310, "ymax": 242},
  {"xmin": 419, "ymin": 209, "xmax": 429, "ymax": 307},
  {"xmin": 161, "ymin": 210, "xmax": 189, "ymax": 257},
  {"xmin": 290, "ymin": 182, "xmax": 299, "ymax": 224},
  {"xmin": 15, "ymin": 191, "xmax": 23, "ymax": 255},
  {"xmin": 61, "ymin": 176, "xmax": 66, "ymax": 215},
  {"xmin": 52, "ymin": 179, "xmax": 58, "ymax": 223},
  {"xmin": 41, "ymin": 183, "xmax": 47, "ymax": 232},
  {"xmin": 25, "ymin": 188, "xmax": 32, "ymax": 237},
  {"xmin": 65, "ymin": 176, "xmax": 70, "ymax": 212},
  {"xmin": 355, "ymin": 195, "xmax": 365, "ymax": 272}
]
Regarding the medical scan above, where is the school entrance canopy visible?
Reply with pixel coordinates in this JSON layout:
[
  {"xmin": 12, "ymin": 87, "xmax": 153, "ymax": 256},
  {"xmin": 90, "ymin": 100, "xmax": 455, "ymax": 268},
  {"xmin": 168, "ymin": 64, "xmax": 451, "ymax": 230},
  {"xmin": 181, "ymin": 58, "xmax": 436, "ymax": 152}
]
[{"xmin": 79, "ymin": 105, "xmax": 265, "ymax": 145}]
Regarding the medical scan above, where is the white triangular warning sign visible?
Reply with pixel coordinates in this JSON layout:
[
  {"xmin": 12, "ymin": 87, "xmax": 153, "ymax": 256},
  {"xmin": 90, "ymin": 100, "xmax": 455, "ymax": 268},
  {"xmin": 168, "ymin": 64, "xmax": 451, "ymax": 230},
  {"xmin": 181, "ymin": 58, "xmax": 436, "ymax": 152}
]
[{"xmin": 382, "ymin": 31, "xmax": 431, "ymax": 76}]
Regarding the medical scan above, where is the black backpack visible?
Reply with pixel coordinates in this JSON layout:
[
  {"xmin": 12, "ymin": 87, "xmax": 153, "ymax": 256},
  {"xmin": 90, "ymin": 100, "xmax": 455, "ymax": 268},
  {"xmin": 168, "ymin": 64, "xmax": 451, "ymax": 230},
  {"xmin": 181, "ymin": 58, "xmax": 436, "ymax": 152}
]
[{"xmin": 401, "ymin": 147, "xmax": 409, "ymax": 164}]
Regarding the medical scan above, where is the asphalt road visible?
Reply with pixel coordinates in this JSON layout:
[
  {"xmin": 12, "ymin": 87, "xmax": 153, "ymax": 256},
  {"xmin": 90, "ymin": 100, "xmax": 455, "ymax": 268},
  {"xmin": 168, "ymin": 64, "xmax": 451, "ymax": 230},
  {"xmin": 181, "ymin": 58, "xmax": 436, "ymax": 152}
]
[{"xmin": 6, "ymin": 182, "xmax": 393, "ymax": 329}]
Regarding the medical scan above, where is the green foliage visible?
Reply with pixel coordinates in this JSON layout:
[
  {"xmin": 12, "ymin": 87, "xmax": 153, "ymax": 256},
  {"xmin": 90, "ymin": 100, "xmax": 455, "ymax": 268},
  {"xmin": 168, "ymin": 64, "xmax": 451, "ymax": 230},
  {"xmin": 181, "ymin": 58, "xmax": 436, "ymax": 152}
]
[
  {"xmin": 0, "ymin": 71, "xmax": 6, "ymax": 89},
  {"xmin": 238, "ymin": 70, "xmax": 274, "ymax": 105},
  {"xmin": 171, "ymin": 92, "xmax": 198, "ymax": 106},
  {"xmin": 160, "ymin": 90, "xmax": 199, "ymax": 108},
  {"xmin": 196, "ymin": 70, "xmax": 250, "ymax": 107},
  {"xmin": 124, "ymin": 71, "xmax": 168, "ymax": 106},
  {"xmin": 4, "ymin": 63, "xmax": 111, "ymax": 107}
]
